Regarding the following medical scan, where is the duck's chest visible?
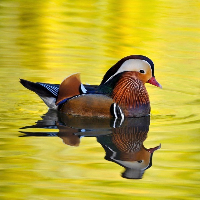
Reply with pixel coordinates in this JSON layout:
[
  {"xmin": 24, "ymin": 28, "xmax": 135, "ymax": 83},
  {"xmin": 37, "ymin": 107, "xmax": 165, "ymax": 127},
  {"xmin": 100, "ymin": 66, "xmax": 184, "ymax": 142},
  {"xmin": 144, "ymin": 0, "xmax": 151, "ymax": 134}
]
[
  {"xmin": 111, "ymin": 78, "xmax": 150, "ymax": 117},
  {"xmin": 120, "ymin": 103, "xmax": 151, "ymax": 118}
]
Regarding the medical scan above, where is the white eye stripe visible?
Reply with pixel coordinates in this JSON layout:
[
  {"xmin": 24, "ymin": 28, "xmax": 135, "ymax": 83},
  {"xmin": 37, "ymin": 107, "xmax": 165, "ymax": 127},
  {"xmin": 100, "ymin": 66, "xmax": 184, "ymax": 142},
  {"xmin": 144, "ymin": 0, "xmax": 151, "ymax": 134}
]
[
  {"xmin": 142, "ymin": 59, "xmax": 153, "ymax": 66},
  {"xmin": 104, "ymin": 59, "xmax": 151, "ymax": 84},
  {"xmin": 142, "ymin": 60, "xmax": 153, "ymax": 74}
]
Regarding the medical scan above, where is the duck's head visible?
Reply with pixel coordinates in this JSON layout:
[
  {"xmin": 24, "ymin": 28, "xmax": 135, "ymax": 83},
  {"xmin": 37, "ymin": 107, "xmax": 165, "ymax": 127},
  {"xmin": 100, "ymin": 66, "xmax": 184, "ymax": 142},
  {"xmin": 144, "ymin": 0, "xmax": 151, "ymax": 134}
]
[{"xmin": 101, "ymin": 55, "xmax": 162, "ymax": 88}]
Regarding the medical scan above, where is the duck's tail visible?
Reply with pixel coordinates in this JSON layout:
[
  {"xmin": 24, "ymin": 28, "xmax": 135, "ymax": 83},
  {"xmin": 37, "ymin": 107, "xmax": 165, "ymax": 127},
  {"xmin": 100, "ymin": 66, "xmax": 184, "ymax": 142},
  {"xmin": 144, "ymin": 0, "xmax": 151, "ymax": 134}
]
[{"xmin": 20, "ymin": 79, "xmax": 59, "ymax": 110}]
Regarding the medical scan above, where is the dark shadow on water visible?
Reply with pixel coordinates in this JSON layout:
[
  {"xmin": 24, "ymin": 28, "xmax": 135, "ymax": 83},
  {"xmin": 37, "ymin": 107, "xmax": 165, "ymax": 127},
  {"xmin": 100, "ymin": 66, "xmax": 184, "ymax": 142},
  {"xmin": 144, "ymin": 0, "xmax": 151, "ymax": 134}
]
[{"xmin": 19, "ymin": 110, "xmax": 161, "ymax": 179}]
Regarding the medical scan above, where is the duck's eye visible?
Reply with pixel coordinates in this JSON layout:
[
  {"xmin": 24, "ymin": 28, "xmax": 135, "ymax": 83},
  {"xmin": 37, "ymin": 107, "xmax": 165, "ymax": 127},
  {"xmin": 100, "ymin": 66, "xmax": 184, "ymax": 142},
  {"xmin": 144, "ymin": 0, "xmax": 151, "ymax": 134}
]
[
  {"xmin": 137, "ymin": 160, "xmax": 143, "ymax": 163},
  {"xmin": 139, "ymin": 69, "xmax": 145, "ymax": 74}
]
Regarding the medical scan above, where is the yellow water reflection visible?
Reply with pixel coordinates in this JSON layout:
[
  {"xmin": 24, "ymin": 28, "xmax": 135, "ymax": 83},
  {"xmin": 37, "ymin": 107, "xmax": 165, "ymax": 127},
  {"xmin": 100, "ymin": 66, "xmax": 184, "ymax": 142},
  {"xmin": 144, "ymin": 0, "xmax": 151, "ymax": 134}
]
[
  {"xmin": 20, "ymin": 112, "xmax": 161, "ymax": 180},
  {"xmin": 0, "ymin": 0, "xmax": 200, "ymax": 199}
]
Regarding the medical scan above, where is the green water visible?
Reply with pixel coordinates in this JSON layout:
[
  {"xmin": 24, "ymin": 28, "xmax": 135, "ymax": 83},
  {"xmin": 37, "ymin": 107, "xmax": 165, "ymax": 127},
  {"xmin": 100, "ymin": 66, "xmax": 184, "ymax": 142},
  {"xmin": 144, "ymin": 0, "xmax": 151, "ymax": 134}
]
[{"xmin": 1, "ymin": 0, "xmax": 200, "ymax": 199}]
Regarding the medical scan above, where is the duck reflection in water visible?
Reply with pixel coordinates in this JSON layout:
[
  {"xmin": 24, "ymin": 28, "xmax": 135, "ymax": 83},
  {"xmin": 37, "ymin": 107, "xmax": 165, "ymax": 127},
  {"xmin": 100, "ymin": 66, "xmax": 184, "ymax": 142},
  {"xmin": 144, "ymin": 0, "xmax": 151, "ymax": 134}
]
[{"xmin": 20, "ymin": 110, "xmax": 161, "ymax": 179}]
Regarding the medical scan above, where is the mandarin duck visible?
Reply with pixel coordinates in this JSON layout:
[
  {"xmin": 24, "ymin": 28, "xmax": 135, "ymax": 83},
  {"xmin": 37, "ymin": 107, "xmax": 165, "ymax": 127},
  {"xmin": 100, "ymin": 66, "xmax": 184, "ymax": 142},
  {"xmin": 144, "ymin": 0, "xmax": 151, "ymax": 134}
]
[{"xmin": 20, "ymin": 55, "xmax": 162, "ymax": 118}]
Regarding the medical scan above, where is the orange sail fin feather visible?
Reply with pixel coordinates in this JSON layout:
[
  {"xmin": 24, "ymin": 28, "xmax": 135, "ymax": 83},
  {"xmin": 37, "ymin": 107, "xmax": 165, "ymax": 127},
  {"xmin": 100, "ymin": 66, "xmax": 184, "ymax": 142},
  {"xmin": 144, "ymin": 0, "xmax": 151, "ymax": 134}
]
[{"xmin": 56, "ymin": 73, "xmax": 82, "ymax": 105}]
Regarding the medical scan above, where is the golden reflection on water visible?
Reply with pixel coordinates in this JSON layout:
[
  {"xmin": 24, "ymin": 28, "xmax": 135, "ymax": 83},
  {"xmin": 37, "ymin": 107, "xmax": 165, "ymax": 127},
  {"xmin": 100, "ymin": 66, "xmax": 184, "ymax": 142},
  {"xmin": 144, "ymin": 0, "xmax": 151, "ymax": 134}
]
[
  {"xmin": 20, "ymin": 112, "xmax": 161, "ymax": 180},
  {"xmin": 0, "ymin": 0, "xmax": 200, "ymax": 199}
]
